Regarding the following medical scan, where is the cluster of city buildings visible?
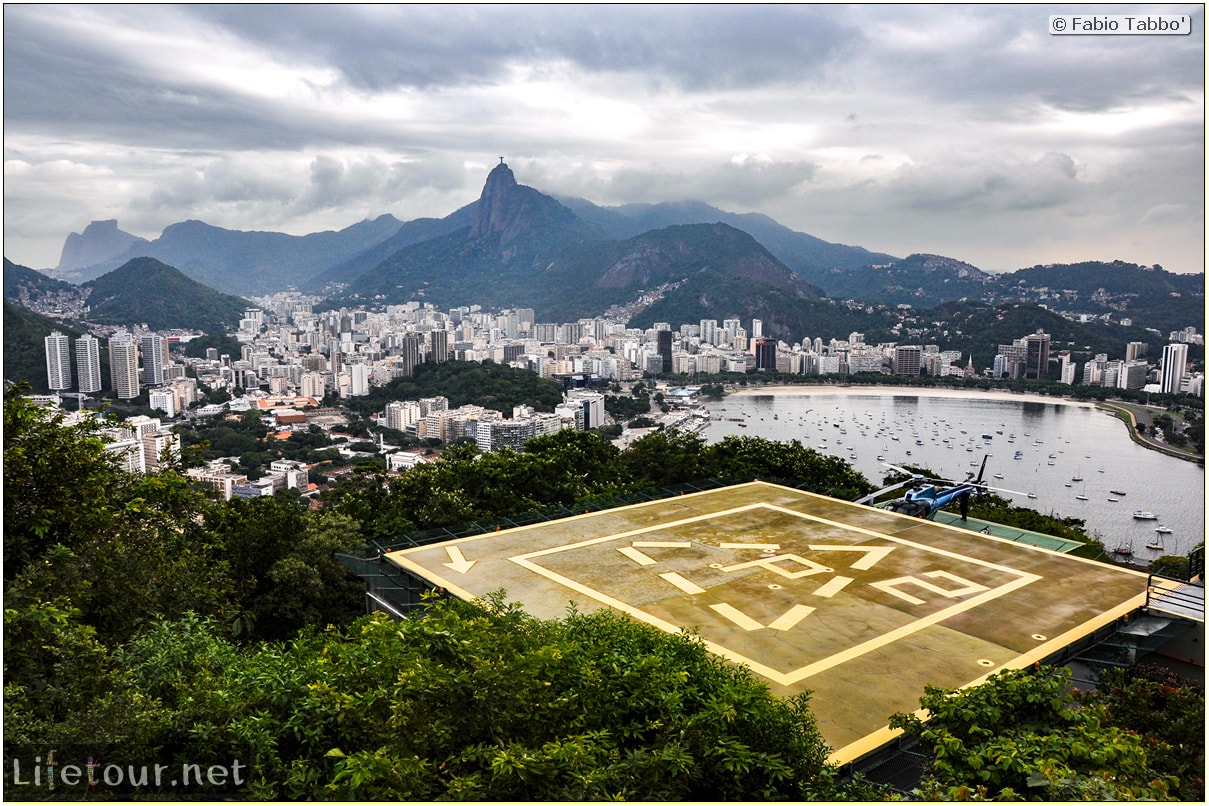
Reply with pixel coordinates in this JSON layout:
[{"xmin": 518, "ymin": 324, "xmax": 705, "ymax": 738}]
[
  {"xmin": 46, "ymin": 295, "xmax": 1203, "ymax": 410},
  {"xmin": 36, "ymin": 296, "xmax": 1203, "ymax": 483}
]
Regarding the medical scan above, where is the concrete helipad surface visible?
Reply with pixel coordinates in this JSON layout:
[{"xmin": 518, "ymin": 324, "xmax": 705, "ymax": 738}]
[{"xmin": 385, "ymin": 481, "xmax": 1149, "ymax": 763}]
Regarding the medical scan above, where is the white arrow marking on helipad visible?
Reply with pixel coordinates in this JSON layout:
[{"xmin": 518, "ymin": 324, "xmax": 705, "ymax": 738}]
[{"xmin": 443, "ymin": 546, "xmax": 476, "ymax": 574}]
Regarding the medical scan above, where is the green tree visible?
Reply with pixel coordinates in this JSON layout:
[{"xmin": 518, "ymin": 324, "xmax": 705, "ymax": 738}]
[
  {"xmin": 3, "ymin": 385, "xmax": 121, "ymax": 579},
  {"xmin": 111, "ymin": 596, "xmax": 845, "ymax": 800},
  {"xmin": 616, "ymin": 429, "xmax": 707, "ymax": 486},
  {"xmin": 203, "ymin": 493, "xmax": 308, "ymax": 639},
  {"xmin": 1076, "ymin": 665, "xmax": 1204, "ymax": 801},
  {"xmin": 253, "ymin": 512, "xmax": 367, "ymax": 641},
  {"xmin": 890, "ymin": 666, "xmax": 1177, "ymax": 800},
  {"xmin": 703, "ymin": 436, "xmax": 873, "ymax": 499}
]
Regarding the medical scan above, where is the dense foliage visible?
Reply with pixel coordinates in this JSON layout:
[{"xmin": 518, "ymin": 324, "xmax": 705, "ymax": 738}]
[
  {"xmin": 4, "ymin": 386, "xmax": 860, "ymax": 800},
  {"xmin": 341, "ymin": 359, "xmax": 565, "ymax": 417},
  {"xmin": 83, "ymin": 257, "xmax": 251, "ymax": 333},
  {"xmin": 891, "ymin": 665, "xmax": 1203, "ymax": 801},
  {"xmin": 325, "ymin": 429, "xmax": 873, "ymax": 542}
]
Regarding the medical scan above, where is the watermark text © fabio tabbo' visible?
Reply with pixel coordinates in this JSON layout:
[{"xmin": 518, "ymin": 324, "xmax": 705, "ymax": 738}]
[
  {"xmin": 9, "ymin": 752, "xmax": 246, "ymax": 793},
  {"xmin": 1050, "ymin": 14, "xmax": 1192, "ymax": 35}
]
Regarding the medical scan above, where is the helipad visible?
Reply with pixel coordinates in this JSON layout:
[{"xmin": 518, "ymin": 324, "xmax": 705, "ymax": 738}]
[{"xmin": 385, "ymin": 481, "xmax": 1148, "ymax": 763}]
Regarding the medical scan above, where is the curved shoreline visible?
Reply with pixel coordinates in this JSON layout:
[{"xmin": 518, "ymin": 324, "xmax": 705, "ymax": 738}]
[
  {"xmin": 727, "ymin": 384, "xmax": 1088, "ymax": 408},
  {"xmin": 723, "ymin": 383, "xmax": 1204, "ymax": 465}
]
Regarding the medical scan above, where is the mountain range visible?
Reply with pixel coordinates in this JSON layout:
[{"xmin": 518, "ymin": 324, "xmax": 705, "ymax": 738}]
[{"xmin": 22, "ymin": 162, "xmax": 1205, "ymax": 340}]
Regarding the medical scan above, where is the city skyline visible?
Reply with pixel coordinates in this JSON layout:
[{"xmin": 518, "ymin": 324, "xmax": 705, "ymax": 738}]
[
  {"xmin": 36, "ymin": 296, "xmax": 1201, "ymax": 404},
  {"xmin": 4, "ymin": 5, "xmax": 1204, "ymax": 274}
]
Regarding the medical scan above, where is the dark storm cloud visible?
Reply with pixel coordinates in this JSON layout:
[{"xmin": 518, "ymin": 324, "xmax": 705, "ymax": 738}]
[{"xmin": 188, "ymin": 4, "xmax": 863, "ymax": 92}]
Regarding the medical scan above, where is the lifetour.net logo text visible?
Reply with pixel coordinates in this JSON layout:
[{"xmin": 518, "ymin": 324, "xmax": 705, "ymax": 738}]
[{"xmin": 9, "ymin": 752, "xmax": 246, "ymax": 794}]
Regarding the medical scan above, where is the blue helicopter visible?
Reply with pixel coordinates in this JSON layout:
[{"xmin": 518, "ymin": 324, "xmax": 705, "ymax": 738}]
[{"xmin": 855, "ymin": 455, "xmax": 1027, "ymax": 521}]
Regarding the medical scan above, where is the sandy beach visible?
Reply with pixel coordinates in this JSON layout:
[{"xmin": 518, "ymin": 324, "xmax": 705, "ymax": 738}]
[{"xmin": 727, "ymin": 384, "xmax": 1091, "ymax": 408}]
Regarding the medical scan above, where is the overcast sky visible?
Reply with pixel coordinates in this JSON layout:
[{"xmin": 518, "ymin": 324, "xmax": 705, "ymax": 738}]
[{"xmin": 4, "ymin": 4, "xmax": 1204, "ymax": 274}]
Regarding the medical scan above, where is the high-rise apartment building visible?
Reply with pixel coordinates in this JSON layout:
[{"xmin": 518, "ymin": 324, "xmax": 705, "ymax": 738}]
[
  {"xmin": 429, "ymin": 330, "xmax": 450, "ymax": 363},
  {"xmin": 140, "ymin": 333, "xmax": 168, "ymax": 387},
  {"xmin": 894, "ymin": 345, "xmax": 922, "ymax": 376},
  {"xmin": 44, "ymin": 331, "xmax": 71, "ymax": 391},
  {"xmin": 754, "ymin": 338, "xmax": 777, "ymax": 371},
  {"xmin": 109, "ymin": 333, "xmax": 140, "ymax": 399},
  {"xmin": 656, "ymin": 329, "xmax": 672, "ymax": 373},
  {"xmin": 1125, "ymin": 341, "xmax": 1148, "ymax": 362},
  {"xmin": 1024, "ymin": 331, "xmax": 1051, "ymax": 380},
  {"xmin": 76, "ymin": 334, "xmax": 103, "ymax": 393},
  {"xmin": 1160, "ymin": 343, "xmax": 1189, "ymax": 394}
]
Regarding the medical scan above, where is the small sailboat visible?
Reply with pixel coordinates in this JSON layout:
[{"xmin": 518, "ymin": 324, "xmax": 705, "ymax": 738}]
[
  {"xmin": 1147, "ymin": 532, "xmax": 1167, "ymax": 551},
  {"xmin": 1113, "ymin": 540, "xmax": 1134, "ymax": 557},
  {"xmin": 1154, "ymin": 525, "xmax": 1173, "ymax": 534}
]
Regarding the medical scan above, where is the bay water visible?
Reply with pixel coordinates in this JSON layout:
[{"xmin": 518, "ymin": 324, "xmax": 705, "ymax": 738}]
[{"xmin": 703, "ymin": 388, "xmax": 1205, "ymax": 561}]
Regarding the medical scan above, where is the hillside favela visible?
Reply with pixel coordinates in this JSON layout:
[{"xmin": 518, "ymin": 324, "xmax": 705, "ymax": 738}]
[{"xmin": 3, "ymin": 6, "xmax": 1204, "ymax": 802}]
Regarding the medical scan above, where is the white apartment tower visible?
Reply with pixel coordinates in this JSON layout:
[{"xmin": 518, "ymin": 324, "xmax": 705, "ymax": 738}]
[
  {"xmin": 1160, "ymin": 343, "xmax": 1189, "ymax": 395},
  {"xmin": 44, "ymin": 331, "xmax": 72, "ymax": 391},
  {"xmin": 140, "ymin": 333, "xmax": 168, "ymax": 387},
  {"xmin": 76, "ymin": 334, "xmax": 103, "ymax": 393},
  {"xmin": 109, "ymin": 333, "xmax": 140, "ymax": 399}
]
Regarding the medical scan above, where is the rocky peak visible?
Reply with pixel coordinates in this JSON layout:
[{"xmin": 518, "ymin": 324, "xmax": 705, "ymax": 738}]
[
  {"xmin": 56, "ymin": 219, "xmax": 148, "ymax": 271},
  {"xmin": 471, "ymin": 162, "xmax": 520, "ymax": 237}
]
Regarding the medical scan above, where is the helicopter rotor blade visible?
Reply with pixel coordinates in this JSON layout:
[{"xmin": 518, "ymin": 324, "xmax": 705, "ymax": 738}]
[
  {"xmin": 974, "ymin": 454, "xmax": 989, "ymax": 485},
  {"xmin": 966, "ymin": 481, "xmax": 1032, "ymax": 498},
  {"xmin": 879, "ymin": 461, "xmax": 925, "ymax": 479},
  {"xmin": 854, "ymin": 480, "xmax": 915, "ymax": 505}
]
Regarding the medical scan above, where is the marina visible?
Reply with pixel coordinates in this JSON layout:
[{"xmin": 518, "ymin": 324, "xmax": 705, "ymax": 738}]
[{"xmin": 703, "ymin": 388, "xmax": 1205, "ymax": 560}]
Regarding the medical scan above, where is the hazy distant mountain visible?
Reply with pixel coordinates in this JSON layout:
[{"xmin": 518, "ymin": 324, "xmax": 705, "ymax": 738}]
[
  {"xmin": 49, "ymin": 215, "xmax": 406, "ymax": 293},
  {"xmin": 559, "ymin": 197, "xmax": 901, "ymax": 282},
  {"xmin": 56, "ymin": 220, "xmax": 150, "ymax": 272},
  {"xmin": 83, "ymin": 257, "xmax": 251, "ymax": 332}
]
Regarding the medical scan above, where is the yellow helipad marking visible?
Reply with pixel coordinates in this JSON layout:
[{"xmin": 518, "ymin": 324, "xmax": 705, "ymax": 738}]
[
  {"xmin": 617, "ymin": 546, "xmax": 656, "ymax": 565},
  {"xmin": 508, "ymin": 500, "xmax": 1043, "ymax": 687},
  {"xmin": 659, "ymin": 571, "xmax": 707, "ymax": 595},
  {"xmin": 808, "ymin": 544, "xmax": 894, "ymax": 570},
  {"xmin": 710, "ymin": 603, "xmax": 766, "ymax": 631},
  {"xmin": 813, "ymin": 575, "xmax": 854, "ymax": 598},
  {"xmin": 719, "ymin": 554, "xmax": 833, "ymax": 578},
  {"xmin": 709, "ymin": 602, "xmax": 817, "ymax": 632},
  {"xmin": 871, "ymin": 571, "xmax": 990, "ymax": 605},
  {"xmin": 385, "ymin": 482, "xmax": 1152, "ymax": 772},
  {"xmin": 766, "ymin": 603, "xmax": 816, "ymax": 631}
]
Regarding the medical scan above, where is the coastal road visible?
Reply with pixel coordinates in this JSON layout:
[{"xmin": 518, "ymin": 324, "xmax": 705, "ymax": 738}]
[{"xmin": 1098, "ymin": 400, "xmax": 1203, "ymax": 463}]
